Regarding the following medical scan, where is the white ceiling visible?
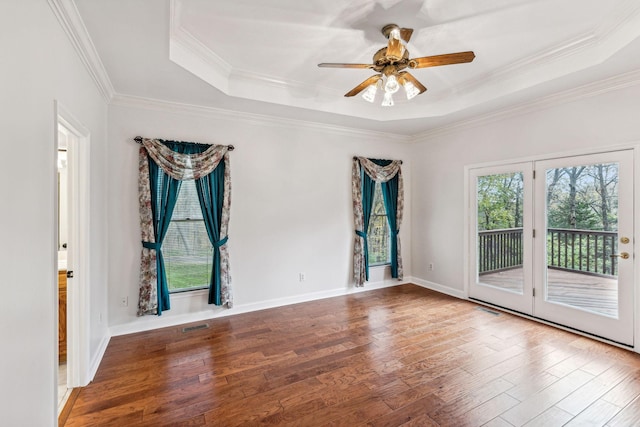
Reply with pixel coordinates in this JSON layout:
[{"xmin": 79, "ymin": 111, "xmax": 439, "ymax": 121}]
[{"xmin": 74, "ymin": 0, "xmax": 640, "ymax": 136}]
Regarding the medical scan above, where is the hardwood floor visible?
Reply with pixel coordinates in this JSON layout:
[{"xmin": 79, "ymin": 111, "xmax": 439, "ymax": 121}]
[{"xmin": 64, "ymin": 284, "xmax": 640, "ymax": 426}]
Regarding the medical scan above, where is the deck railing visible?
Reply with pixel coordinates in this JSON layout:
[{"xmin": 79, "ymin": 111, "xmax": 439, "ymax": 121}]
[
  {"xmin": 478, "ymin": 227, "xmax": 618, "ymax": 277},
  {"xmin": 478, "ymin": 228, "xmax": 523, "ymax": 273},
  {"xmin": 547, "ymin": 228, "xmax": 618, "ymax": 277}
]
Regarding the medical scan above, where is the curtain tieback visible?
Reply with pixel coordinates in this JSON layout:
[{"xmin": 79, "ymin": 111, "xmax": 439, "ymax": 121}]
[
  {"xmin": 142, "ymin": 241, "xmax": 160, "ymax": 250},
  {"xmin": 355, "ymin": 230, "xmax": 369, "ymax": 260},
  {"xmin": 213, "ymin": 236, "xmax": 228, "ymax": 248}
]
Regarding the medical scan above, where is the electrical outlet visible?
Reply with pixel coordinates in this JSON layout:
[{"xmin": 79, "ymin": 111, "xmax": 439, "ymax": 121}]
[
  {"xmin": 428, "ymin": 263, "xmax": 434, "ymax": 271},
  {"xmin": 299, "ymin": 272, "xmax": 306, "ymax": 282},
  {"xmin": 120, "ymin": 296, "xmax": 128, "ymax": 307}
]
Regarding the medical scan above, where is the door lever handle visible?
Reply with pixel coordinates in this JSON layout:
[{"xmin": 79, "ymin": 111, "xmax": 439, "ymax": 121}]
[{"xmin": 610, "ymin": 252, "xmax": 630, "ymax": 259}]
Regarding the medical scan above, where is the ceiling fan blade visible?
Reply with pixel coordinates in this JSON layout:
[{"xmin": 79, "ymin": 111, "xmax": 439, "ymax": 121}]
[
  {"xmin": 409, "ymin": 51, "xmax": 475, "ymax": 69},
  {"xmin": 344, "ymin": 75, "xmax": 381, "ymax": 97},
  {"xmin": 318, "ymin": 63, "xmax": 374, "ymax": 69},
  {"xmin": 398, "ymin": 72, "xmax": 427, "ymax": 94},
  {"xmin": 399, "ymin": 28, "xmax": 413, "ymax": 43}
]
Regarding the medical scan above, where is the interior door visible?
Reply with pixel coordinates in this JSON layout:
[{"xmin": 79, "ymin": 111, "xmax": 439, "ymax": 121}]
[
  {"xmin": 534, "ymin": 151, "xmax": 634, "ymax": 346},
  {"xmin": 469, "ymin": 163, "xmax": 534, "ymax": 315}
]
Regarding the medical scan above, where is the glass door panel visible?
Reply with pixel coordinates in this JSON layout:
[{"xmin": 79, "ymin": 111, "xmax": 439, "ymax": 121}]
[
  {"xmin": 534, "ymin": 151, "xmax": 633, "ymax": 345},
  {"xmin": 544, "ymin": 162, "xmax": 619, "ymax": 317},
  {"xmin": 469, "ymin": 163, "xmax": 533, "ymax": 315}
]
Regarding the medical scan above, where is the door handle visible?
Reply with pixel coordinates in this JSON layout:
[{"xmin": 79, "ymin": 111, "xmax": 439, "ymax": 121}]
[{"xmin": 610, "ymin": 252, "xmax": 630, "ymax": 260}]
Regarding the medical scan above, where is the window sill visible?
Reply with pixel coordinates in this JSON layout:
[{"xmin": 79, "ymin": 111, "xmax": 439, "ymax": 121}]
[
  {"xmin": 369, "ymin": 263, "xmax": 391, "ymax": 269},
  {"xmin": 169, "ymin": 287, "xmax": 208, "ymax": 298}
]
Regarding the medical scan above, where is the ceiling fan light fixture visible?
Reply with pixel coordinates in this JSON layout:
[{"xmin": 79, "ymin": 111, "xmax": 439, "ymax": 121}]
[
  {"xmin": 384, "ymin": 74, "xmax": 400, "ymax": 94},
  {"xmin": 318, "ymin": 24, "xmax": 475, "ymax": 107},
  {"xmin": 381, "ymin": 91, "xmax": 394, "ymax": 107},
  {"xmin": 361, "ymin": 84, "xmax": 377, "ymax": 103},
  {"xmin": 403, "ymin": 80, "xmax": 420, "ymax": 100}
]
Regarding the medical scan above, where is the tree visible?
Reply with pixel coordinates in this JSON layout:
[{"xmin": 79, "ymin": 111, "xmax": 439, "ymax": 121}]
[
  {"xmin": 546, "ymin": 163, "xmax": 618, "ymax": 231},
  {"xmin": 564, "ymin": 166, "xmax": 586, "ymax": 228},
  {"xmin": 477, "ymin": 172, "xmax": 523, "ymax": 231},
  {"xmin": 589, "ymin": 163, "xmax": 618, "ymax": 231}
]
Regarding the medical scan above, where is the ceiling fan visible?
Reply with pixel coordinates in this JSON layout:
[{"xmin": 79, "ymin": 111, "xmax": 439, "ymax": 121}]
[{"xmin": 318, "ymin": 24, "xmax": 475, "ymax": 106}]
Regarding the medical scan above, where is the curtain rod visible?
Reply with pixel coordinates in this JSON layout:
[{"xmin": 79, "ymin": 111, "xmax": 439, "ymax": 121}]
[
  {"xmin": 134, "ymin": 136, "xmax": 234, "ymax": 151},
  {"xmin": 353, "ymin": 156, "xmax": 402, "ymax": 164}
]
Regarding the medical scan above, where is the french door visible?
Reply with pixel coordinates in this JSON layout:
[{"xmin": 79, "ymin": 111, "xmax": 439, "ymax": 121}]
[{"xmin": 469, "ymin": 150, "xmax": 634, "ymax": 346}]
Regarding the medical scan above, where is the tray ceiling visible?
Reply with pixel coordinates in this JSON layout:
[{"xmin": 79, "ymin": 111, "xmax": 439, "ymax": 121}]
[{"xmin": 74, "ymin": 0, "xmax": 640, "ymax": 135}]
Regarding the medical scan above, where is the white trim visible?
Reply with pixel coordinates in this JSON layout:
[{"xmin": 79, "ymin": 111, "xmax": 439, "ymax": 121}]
[
  {"xmin": 413, "ymin": 68, "xmax": 640, "ymax": 142},
  {"xmin": 634, "ymin": 147, "xmax": 640, "ymax": 351},
  {"xmin": 55, "ymin": 102, "xmax": 93, "ymax": 388},
  {"xmin": 110, "ymin": 278, "xmax": 410, "ymax": 337},
  {"xmin": 47, "ymin": 0, "xmax": 115, "ymax": 102},
  {"xmin": 52, "ymin": 104, "xmax": 60, "ymax": 426},
  {"xmin": 450, "ymin": 0, "xmax": 640, "ymax": 105},
  {"xmin": 169, "ymin": 2, "xmax": 232, "ymax": 94},
  {"xmin": 463, "ymin": 141, "xmax": 640, "ymax": 172},
  {"xmin": 110, "ymin": 93, "xmax": 412, "ymax": 143},
  {"xmin": 409, "ymin": 277, "xmax": 466, "ymax": 300},
  {"xmin": 89, "ymin": 334, "xmax": 111, "ymax": 381}
]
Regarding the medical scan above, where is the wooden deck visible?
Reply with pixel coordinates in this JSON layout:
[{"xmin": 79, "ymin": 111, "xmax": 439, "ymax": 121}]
[
  {"xmin": 62, "ymin": 284, "xmax": 640, "ymax": 426},
  {"xmin": 479, "ymin": 268, "xmax": 618, "ymax": 317}
]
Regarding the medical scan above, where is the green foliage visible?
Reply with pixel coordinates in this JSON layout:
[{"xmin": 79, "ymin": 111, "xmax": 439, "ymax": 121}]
[
  {"xmin": 547, "ymin": 199, "xmax": 600, "ymax": 230},
  {"xmin": 477, "ymin": 173, "xmax": 523, "ymax": 231},
  {"xmin": 167, "ymin": 262, "xmax": 210, "ymax": 291},
  {"xmin": 546, "ymin": 163, "xmax": 618, "ymax": 231},
  {"xmin": 477, "ymin": 163, "xmax": 620, "ymax": 277}
]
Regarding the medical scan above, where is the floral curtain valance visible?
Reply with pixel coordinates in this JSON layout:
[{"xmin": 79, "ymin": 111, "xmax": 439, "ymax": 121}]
[
  {"xmin": 141, "ymin": 138, "xmax": 229, "ymax": 181},
  {"xmin": 356, "ymin": 156, "xmax": 402, "ymax": 183},
  {"xmin": 352, "ymin": 157, "xmax": 404, "ymax": 287}
]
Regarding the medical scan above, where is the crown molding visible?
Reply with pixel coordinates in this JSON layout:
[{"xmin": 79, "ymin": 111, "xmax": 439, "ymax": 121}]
[
  {"xmin": 413, "ymin": 67, "xmax": 640, "ymax": 142},
  {"xmin": 449, "ymin": 0, "xmax": 640, "ymax": 103},
  {"xmin": 48, "ymin": 0, "xmax": 115, "ymax": 102},
  {"xmin": 169, "ymin": 0, "xmax": 232, "ymax": 91},
  {"xmin": 110, "ymin": 93, "xmax": 412, "ymax": 143}
]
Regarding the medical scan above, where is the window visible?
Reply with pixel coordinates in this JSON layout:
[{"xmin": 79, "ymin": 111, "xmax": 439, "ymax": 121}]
[
  {"xmin": 367, "ymin": 183, "xmax": 390, "ymax": 265},
  {"xmin": 163, "ymin": 181, "xmax": 212, "ymax": 292}
]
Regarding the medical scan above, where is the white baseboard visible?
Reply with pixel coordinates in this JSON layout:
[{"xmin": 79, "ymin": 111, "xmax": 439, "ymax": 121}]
[
  {"xmin": 88, "ymin": 334, "xmax": 111, "ymax": 383},
  {"xmin": 109, "ymin": 278, "xmax": 409, "ymax": 337},
  {"xmin": 408, "ymin": 276, "xmax": 466, "ymax": 299}
]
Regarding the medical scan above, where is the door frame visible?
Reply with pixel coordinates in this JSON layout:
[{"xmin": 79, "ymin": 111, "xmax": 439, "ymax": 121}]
[
  {"xmin": 54, "ymin": 101, "xmax": 92, "ymax": 392},
  {"xmin": 464, "ymin": 144, "xmax": 640, "ymax": 351}
]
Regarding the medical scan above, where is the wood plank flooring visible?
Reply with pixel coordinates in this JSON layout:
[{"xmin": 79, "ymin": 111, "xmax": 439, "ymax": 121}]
[{"xmin": 63, "ymin": 284, "xmax": 640, "ymax": 426}]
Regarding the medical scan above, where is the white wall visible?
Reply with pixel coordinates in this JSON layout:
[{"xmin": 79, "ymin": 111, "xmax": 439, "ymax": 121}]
[
  {"xmin": 411, "ymin": 85, "xmax": 640, "ymax": 294},
  {"xmin": 0, "ymin": 1, "xmax": 109, "ymax": 425},
  {"xmin": 107, "ymin": 101, "xmax": 413, "ymax": 333}
]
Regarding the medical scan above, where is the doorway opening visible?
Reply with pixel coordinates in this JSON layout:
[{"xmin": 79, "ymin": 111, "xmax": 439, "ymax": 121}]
[
  {"xmin": 468, "ymin": 149, "xmax": 635, "ymax": 346},
  {"xmin": 57, "ymin": 124, "xmax": 72, "ymax": 411},
  {"xmin": 55, "ymin": 103, "xmax": 91, "ymax": 415}
]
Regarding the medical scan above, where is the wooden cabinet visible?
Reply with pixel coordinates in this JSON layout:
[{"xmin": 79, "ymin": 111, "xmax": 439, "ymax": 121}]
[{"xmin": 59, "ymin": 270, "xmax": 67, "ymax": 364}]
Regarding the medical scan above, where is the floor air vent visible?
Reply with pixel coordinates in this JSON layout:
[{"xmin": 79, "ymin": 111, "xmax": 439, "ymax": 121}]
[
  {"xmin": 476, "ymin": 307, "xmax": 501, "ymax": 316},
  {"xmin": 182, "ymin": 323, "xmax": 209, "ymax": 333}
]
